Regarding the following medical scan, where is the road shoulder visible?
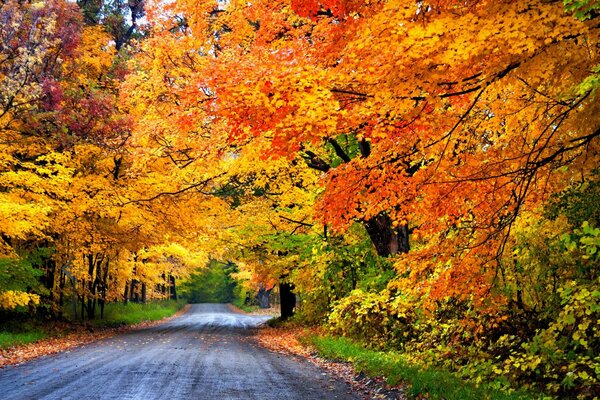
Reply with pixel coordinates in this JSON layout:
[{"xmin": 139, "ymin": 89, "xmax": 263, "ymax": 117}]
[{"xmin": 0, "ymin": 304, "xmax": 190, "ymax": 368}]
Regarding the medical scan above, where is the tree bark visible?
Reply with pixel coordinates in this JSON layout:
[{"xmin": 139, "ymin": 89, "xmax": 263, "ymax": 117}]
[
  {"xmin": 99, "ymin": 259, "xmax": 109, "ymax": 319},
  {"xmin": 45, "ymin": 258, "xmax": 56, "ymax": 315},
  {"xmin": 256, "ymin": 284, "xmax": 271, "ymax": 308},
  {"xmin": 363, "ymin": 212, "xmax": 410, "ymax": 257},
  {"xmin": 123, "ymin": 280, "xmax": 129, "ymax": 304},
  {"xmin": 58, "ymin": 269, "xmax": 65, "ymax": 319},
  {"xmin": 131, "ymin": 279, "xmax": 139, "ymax": 302},
  {"xmin": 86, "ymin": 254, "xmax": 96, "ymax": 319},
  {"xmin": 169, "ymin": 275, "xmax": 177, "ymax": 300},
  {"xmin": 280, "ymin": 282, "xmax": 296, "ymax": 320}
]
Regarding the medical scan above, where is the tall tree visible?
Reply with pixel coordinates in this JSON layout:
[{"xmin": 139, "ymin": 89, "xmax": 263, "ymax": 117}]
[{"xmin": 131, "ymin": 0, "xmax": 598, "ymax": 304}]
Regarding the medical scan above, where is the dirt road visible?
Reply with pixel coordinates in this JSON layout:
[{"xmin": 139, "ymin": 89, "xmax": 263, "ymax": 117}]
[{"xmin": 1, "ymin": 304, "xmax": 359, "ymax": 399}]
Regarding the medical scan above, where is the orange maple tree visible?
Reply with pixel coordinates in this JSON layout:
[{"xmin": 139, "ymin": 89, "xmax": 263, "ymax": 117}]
[
  {"xmin": 134, "ymin": 0, "xmax": 598, "ymax": 302},
  {"xmin": 2, "ymin": 0, "xmax": 599, "ymax": 395}
]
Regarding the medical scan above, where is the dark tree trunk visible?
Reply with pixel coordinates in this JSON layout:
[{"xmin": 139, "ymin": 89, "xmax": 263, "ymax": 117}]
[
  {"xmin": 130, "ymin": 280, "xmax": 139, "ymax": 302},
  {"xmin": 141, "ymin": 282, "xmax": 147, "ymax": 304},
  {"xmin": 256, "ymin": 284, "xmax": 271, "ymax": 308},
  {"xmin": 58, "ymin": 270, "xmax": 65, "ymax": 319},
  {"xmin": 363, "ymin": 212, "xmax": 410, "ymax": 257},
  {"xmin": 169, "ymin": 275, "xmax": 177, "ymax": 300},
  {"xmin": 80, "ymin": 288, "xmax": 85, "ymax": 320},
  {"xmin": 45, "ymin": 258, "xmax": 56, "ymax": 315},
  {"xmin": 86, "ymin": 254, "xmax": 96, "ymax": 319},
  {"xmin": 160, "ymin": 273, "xmax": 166, "ymax": 296},
  {"xmin": 68, "ymin": 275, "xmax": 77, "ymax": 321},
  {"xmin": 280, "ymin": 282, "xmax": 296, "ymax": 320},
  {"xmin": 99, "ymin": 259, "xmax": 109, "ymax": 319},
  {"xmin": 123, "ymin": 280, "xmax": 129, "ymax": 304},
  {"xmin": 349, "ymin": 262, "xmax": 357, "ymax": 290}
]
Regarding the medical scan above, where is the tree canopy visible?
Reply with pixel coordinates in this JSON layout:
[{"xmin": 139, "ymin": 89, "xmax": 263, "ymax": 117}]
[{"xmin": 1, "ymin": 0, "xmax": 599, "ymax": 396}]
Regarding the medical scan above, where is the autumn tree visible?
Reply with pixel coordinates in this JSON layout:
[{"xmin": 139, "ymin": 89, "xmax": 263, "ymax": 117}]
[
  {"xmin": 121, "ymin": 2, "xmax": 600, "ymax": 393},
  {"xmin": 0, "ymin": 0, "xmax": 213, "ymax": 320},
  {"xmin": 1, "ymin": 0, "xmax": 598, "ymax": 395},
  {"xmin": 142, "ymin": 0, "xmax": 598, "ymax": 299}
]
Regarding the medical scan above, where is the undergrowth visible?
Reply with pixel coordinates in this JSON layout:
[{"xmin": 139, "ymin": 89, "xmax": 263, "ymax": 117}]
[{"xmin": 308, "ymin": 335, "xmax": 544, "ymax": 400}]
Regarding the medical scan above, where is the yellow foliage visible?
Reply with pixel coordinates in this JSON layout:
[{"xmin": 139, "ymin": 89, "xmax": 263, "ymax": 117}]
[
  {"xmin": 0, "ymin": 290, "xmax": 40, "ymax": 310},
  {"xmin": 62, "ymin": 25, "xmax": 115, "ymax": 84}
]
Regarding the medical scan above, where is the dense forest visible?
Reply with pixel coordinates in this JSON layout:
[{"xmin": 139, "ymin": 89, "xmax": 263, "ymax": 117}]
[{"xmin": 1, "ymin": 0, "xmax": 598, "ymax": 397}]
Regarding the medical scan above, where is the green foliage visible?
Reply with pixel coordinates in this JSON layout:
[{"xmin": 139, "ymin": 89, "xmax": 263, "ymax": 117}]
[
  {"xmin": 323, "ymin": 225, "xmax": 393, "ymax": 297},
  {"xmin": 564, "ymin": 0, "xmax": 600, "ymax": 21},
  {"xmin": 328, "ymin": 288, "xmax": 415, "ymax": 348},
  {"xmin": 0, "ymin": 254, "xmax": 44, "ymax": 293},
  {"xmin": 560, "ymin": 221, "xmax": 600, "ymax": 279},
  {"xmin": 308, "ymin": 335, "xmax": 537, "ymax": 400},
  {"xmin": 290, "ymin": 224, "xmax": 394, "ymax": 323},
  {"xmin": 500, "ymin": 280, "xmax": 600, "ymax": 397},
  {"xmin": 546, "ymin": 176, "xmax": 600, "ymax": 228},
  {"xmin": 232, "ymin": 300, "xmax": 259, "ymax": 313},
  {"xmin": 0, "ymin": 248, "xmax": 52, "ymax": 313},
  {"xmin": 179, "ymin": 260, "xmax": 238, "ymax": 303}
]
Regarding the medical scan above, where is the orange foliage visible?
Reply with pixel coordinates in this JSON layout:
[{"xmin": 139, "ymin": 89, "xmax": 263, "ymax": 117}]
[{"xmin": 133, "ymin": 0, "xmax": 599, "ymax": 305}]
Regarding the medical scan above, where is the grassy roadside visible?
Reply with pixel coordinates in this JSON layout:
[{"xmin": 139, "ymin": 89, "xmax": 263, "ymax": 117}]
[
  {"xmin": 94, "ymin": 300, "xmax": 184, "ymax": 327},
  {"xmin": 307, "ymin": 335, "xmax": 542, "ymax": 400},
  {"xmin": 0, "ymin": 300, "xmax": 184, "ymax": 350},
  {"xmin": 0, "ymin": 330, "xmax": 47, "ymax": 349},
  {"xmin": 232, "ymin": 302, "xmax": 261, "ymax": 313}
]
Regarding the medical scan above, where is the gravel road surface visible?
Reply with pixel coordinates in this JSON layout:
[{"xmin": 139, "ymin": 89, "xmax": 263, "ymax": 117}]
[{"xmin": 1, "ymin": 304, "xmax": 359, "ymax": 399}]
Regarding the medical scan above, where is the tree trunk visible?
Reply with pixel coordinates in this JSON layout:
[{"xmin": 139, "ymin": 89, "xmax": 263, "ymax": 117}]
[
  {"xmin": 256, "ymin": 284, "xmax": 271, "ymax": 308},
  {"xmin": 80, "ymin": 288, "xmax": 85, "ymax": 320},
  {"xmin": 160, "ymin": 273, "xmax": 166, "ymax": 297},
  {"xmin": 68, "ymin": 275, "xmax": 77, "ymax": 321},
  {"xmin": 86, "ymin": 254, "xmax": 96, "ymax": 319},
  {"xmin": 169, "ymin": 275, "xmax": 177, "ymax": 300},
  {"xmin": 123, "ymin": 280, "xmax": 129, "ymax": 304},
  {"xmin": 58, "ymin": 269, "xmax": 65, "ymax": 319},
  {"xmin": 280, "ymin": 282, "xmax": 296, "ymax": 320},
  {"xmin": 99, "ymin": 259, "xmax": 109, "ymax": 319},
  {"xmin": 131, "ymin": 279, "xmax": 138, "ymax": 302},
  {"xmin": 141, "ymin": 282, "xmax": 147, "ymax": 304},
  {"xmin": 363, "ymin": 212, "xmax": 410, "ymax": 257},
  {"xmin": 45, "ymin": 258, "xmax": 56, "ymax": 317}
]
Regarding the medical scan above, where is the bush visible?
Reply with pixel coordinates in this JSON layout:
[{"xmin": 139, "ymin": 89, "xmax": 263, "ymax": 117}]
[{"xmin": 328, "ymin": 288, "xmax": 415, "ymax": 348}]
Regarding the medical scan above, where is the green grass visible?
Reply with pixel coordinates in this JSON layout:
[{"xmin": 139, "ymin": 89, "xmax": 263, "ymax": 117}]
[
  {"xmin": 0, "ymin": 330, "xmax": 47, "ymax": 349},
  {"xmin": 308, "ymin": 335, "xmax": 541, "ymax": 400},
  {"xmin": 94, "ymin": 300, "xmax": 184, "ymax": 327},
  {"xmin": 235, "ymin": 303, "xmax": 261, "ymax": 313},
  {"xmin": 0, "ymin": 301, "xmax": 184, "ymax": 349}
]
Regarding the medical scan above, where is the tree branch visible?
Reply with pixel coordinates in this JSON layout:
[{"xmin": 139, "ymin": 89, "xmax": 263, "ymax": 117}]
[
  {"xmin": 121, "ymin": 174, "xmax": 224, "ymax": 205},
  {"xmin": 327, "ymin": 138, "xmax": 351, "ymax": 163}
]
